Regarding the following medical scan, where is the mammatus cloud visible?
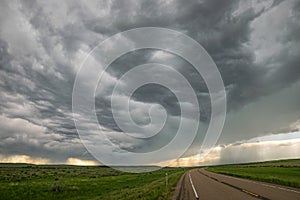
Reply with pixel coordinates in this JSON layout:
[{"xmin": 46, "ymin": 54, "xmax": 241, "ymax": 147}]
[{"xmin": 0, "ymin": 0, "xmax": 299, "ymax": 165}]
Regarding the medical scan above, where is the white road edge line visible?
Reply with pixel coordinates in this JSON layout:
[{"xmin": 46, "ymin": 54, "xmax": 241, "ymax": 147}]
[
  {"xmin": 206, "ymin": 170, "xmax": 300, "ymax": 194},
  {"xmin": 189, "ymin": 172, "xmax": 199, "ymax": 199}
]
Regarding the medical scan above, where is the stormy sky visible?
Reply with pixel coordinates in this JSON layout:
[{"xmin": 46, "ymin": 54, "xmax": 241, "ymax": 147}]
[{"xmin": 0, "ymin": 0, "xmax": 299, "ymax": 166}]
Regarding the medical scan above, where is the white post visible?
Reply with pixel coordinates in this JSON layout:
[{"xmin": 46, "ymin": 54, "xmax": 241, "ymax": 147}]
[{"xmin": 166, "ymin": 173, "xmax": 168, "ymax": 188}]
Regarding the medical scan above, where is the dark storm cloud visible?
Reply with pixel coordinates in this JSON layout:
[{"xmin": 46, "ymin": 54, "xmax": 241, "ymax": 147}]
[
  {"xmin": 94, "ymin": 0, "xmax": 299, "ymax": 133},
  {"xmin": 0, "ymin": 0, "xmax": 299, "ymax": 163},
  {"xmin": 89, "ymin": 0, "xmax": 295, "ymax": 113},
  {"xmin": 97, "ymin": 49, "xmax": 210, "ymax": 126}
]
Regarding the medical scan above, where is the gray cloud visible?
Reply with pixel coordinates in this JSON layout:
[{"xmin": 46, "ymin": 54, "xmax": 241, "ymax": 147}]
[{"xmin": 0, "ymin": 0, "xmax": 299, "ymax": 164}]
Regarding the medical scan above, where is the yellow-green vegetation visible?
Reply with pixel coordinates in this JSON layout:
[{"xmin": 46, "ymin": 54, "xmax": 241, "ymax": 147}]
[
  {"xmin": 0, "ymin": 164, "xmax": 186, "ymax": 200},
  {"xmin": 207, "ymin": 159, "xmax": 300, "ymax": 188}
]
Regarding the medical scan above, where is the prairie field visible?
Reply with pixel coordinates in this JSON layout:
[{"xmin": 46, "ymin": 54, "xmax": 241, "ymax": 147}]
[
  {"xmin": 207, "ymin": 159, "xmax": 300, "ymax": 188},
  {"xmin": 0, "ymin": 164, "xmax": 186, "ymax": 200}
]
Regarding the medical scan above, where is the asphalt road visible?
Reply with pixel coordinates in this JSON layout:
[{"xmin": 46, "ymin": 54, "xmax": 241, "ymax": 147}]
[{"xmin": 173, "ymin": 168, "xmax": 300, "ymax": 200}]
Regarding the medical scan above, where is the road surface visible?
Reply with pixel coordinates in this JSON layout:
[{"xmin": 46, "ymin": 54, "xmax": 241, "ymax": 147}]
[{"xmin": 173, "ymin": 168, "xmax": 300, "ymax": 200}]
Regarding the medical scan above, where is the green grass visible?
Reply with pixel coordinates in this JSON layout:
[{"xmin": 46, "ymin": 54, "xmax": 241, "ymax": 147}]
[
  {"xmin": 0, "ymin": 164, "xmax": 186, "ymax": 200},
  {"xmin": 207, "ymin": 159, "xmax": 300, "ymax": 188}
]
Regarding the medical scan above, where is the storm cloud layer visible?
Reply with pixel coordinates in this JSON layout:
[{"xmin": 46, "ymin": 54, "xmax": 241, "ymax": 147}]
[{"xmin": 0, "ymin": 0, "xmax": 299, "ymax": 164}]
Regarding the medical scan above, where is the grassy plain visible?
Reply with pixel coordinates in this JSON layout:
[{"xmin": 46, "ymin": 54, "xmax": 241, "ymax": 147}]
[
  {"xmin": 207, "ymin": 159, "xmax": 300, "ymax": 188},
  {"xmin": 0, "ymin": 164, "xmax": 186, "ymax": 200}
]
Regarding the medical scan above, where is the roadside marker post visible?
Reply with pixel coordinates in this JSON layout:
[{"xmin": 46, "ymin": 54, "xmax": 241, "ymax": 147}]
[
  {"xmin": 166, "ymin": 173, "xmax": 169, "ymax": 197},
  {"xmin": 166, "ymin": 173, "xmax": 168, "ymax": 188}
]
